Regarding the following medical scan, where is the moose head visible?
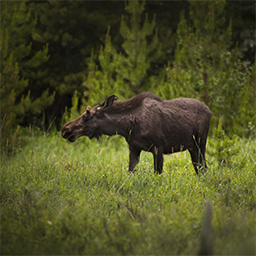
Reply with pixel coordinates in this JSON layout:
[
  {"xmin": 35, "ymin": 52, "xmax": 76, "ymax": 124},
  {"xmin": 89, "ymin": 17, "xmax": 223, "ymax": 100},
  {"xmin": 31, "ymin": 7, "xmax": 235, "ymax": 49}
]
[{"xmin": 62, "ymin": 95, "xmax": 118, "ymax": 142}]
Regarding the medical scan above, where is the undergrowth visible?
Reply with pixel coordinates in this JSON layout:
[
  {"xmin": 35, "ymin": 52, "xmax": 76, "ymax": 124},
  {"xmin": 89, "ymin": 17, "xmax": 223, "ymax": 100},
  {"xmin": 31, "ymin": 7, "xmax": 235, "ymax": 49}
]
[{"xmin": 1, "ymin": 129, "xmax": 255, "ymax": 255}]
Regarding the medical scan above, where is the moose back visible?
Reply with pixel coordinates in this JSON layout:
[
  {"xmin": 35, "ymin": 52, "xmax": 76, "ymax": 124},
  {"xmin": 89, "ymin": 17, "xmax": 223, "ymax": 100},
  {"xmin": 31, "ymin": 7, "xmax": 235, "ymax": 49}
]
[{"xmin": 62, "ymin": 92, "xmax": 212, "ymax": 174}]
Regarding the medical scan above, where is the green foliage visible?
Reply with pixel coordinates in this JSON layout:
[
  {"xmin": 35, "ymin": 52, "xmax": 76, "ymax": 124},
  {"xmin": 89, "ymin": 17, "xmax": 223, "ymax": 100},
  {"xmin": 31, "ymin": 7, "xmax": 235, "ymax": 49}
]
[
  {"xmin": 64, "ymin": 90, "xmax": 80, "ymax": 124},
  {"xmin": 152, "ymin": 63, "xmax": 200, "ymax": 100},
  {"xmin": 85, "ymin": 28, "xmax": 129, "ymax": 106},
  {"xmin": 1, "ymin": 0, "xmax": 254, "ymax": 142},
  {"xmin": 115, "ymin": 0, "xmax": 162, "ymax": 93},
  {"xmin": 152, "ymin": 0, "xmax": 255, "ymax": 137},
  {"xmin": 204, "ymin": 54, "xmax": 254, "ymax": 135},
  {"xmin": 1, "ymin": 129, "xmax": 255, "ymax": 254},
  {"xmin": 176, "ymin": 0, "xmax": 232, "ymax": 103},
  {"xmin": 25, "ymin": 0, "xmax": 127, "ymax": 126},
  {"xmin": 233, "ymin": 64, "xmax": 256, "ymax": 137},
  {"xmin": 28, "ymin": 0, "xmax": 90, "ymax": 95},
  {"xmin": 0, "ymin": 1, "xmax": 54, "ymax": 154},
  {"xmin": 208, "ymin": 117, "xmax": 239, "ymax": 167},
  {"xmin": 84, "ymin": 0, "xmax": 162, "ymax": 106}
]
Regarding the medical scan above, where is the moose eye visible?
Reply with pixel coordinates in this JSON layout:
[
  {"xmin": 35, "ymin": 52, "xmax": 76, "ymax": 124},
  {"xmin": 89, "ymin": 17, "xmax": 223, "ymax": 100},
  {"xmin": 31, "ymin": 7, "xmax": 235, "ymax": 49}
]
[{"xmin": 82, "ymin": 115, "xmax": 87, "ymax": 122}]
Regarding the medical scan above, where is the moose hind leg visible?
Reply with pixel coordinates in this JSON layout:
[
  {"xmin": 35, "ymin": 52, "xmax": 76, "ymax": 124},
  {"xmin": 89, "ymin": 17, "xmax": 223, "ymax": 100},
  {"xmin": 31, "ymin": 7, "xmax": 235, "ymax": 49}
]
[
  {"xmin": 129, "ymin": 149, "xmax": 141, "ymax": 173},
  {"xmin": 189, "ymin": 148, "xmax": 199, "ymax": 175},
  {"xmin": 153, "ymin": 146, "xmax": 163, "ymax": 174},
  {"xmin": 199, "ymin": 144, "xmax": 207, "ymax": 170},
  {"xmin": 197, "ymin": 134, "xmax": 208, "ymax": 171}
]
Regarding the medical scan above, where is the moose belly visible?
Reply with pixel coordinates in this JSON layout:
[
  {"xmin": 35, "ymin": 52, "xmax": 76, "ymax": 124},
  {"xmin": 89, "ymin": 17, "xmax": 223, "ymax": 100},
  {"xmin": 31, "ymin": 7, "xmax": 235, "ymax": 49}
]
[
  {"xmin": 163, "ymin": 144, "xmax": 189, "ymax": 154},
  {"xmin": 163, "ymin": 134, "xmax": 194, "ymax": 154}
]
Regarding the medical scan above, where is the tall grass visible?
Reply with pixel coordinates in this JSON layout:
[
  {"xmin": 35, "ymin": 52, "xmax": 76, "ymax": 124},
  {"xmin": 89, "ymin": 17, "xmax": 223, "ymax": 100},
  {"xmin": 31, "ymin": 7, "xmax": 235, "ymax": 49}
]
[{"xmin": 1, "ymin": 129, "xmax": 255, "ymax": 255}]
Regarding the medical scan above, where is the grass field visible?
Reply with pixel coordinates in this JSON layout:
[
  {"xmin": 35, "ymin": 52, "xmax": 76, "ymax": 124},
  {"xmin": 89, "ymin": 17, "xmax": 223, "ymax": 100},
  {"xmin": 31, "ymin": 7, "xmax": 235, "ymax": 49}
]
[{"xmin": 1, "ymin": 129, "xmax": 255, "ymax": 255}]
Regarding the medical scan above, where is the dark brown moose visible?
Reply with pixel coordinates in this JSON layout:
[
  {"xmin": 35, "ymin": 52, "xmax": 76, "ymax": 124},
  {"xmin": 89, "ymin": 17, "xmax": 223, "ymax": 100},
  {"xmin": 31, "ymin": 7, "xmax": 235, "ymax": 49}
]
[{"xmin": 62, "ymin": 92, "xmax": 212, "ymax": 175}]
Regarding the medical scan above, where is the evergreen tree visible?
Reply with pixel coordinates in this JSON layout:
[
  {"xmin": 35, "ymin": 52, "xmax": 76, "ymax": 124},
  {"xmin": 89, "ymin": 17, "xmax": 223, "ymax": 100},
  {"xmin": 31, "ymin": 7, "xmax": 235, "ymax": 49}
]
[
  {"xmin": 234, "ymin": 64, "xmax": 256, "ymax": 137},
  {"xmin": 0, "ymin": 1, "xmax": 54, "ymax": 151},
  {"xmin": 152, "ymin": 63, "xmax": 200, "ymax": 101},
  {"xmin": 85, "ymin": 27, "xmax": 129, "ymax": 106},
  {"xmin": 114, "ymin": 0, "xmax": 162, "ymax": 94},
  {"xmin": 176, "ymin": 0, "xmax": 232, "ymax": 105},
  {"xmin": 162, "ymin": 0, "xmax": 254, "ymax": 135},
  {"xmin": 84, "ymin": 0, "xmax": 162, "ymax": 106},
  {"xmin": 28, "ymin": 0, "xmax": 124, "ymax": 126}
]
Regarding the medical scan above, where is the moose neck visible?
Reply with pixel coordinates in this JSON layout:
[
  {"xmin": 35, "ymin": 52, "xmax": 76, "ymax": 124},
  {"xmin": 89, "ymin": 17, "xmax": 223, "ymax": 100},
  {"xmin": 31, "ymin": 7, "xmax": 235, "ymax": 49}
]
[{"xmin": 99, "ymin": 113, "xmax": 132, "ymax": 140}]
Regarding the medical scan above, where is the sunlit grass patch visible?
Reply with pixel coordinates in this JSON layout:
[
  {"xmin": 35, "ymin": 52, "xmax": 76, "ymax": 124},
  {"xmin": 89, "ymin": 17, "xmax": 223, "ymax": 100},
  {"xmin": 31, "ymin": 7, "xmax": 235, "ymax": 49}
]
[{"xmin": 1, "ymin": 131, "xmax": 255, "ymax": 255}]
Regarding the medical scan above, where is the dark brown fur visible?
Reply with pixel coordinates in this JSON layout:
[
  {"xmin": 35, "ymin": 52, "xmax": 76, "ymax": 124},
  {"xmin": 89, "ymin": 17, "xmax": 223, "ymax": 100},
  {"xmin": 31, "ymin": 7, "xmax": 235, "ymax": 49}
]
[{"xmin": 62, "ymin": 92, "xmax": 212, "ymax": 174}]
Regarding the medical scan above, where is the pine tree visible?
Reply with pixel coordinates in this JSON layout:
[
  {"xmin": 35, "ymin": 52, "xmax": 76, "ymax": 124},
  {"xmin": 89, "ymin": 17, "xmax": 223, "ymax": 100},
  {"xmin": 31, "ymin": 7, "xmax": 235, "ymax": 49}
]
[
  {"xmin": 28, "ymin": 0, "xmax": 124, "ymax": 126},
  {"xmin": 85, "ymin": 27, "xmax": 128, "ymax": 106},
  {"xmin": 169, "ymin": 0, "xmax": 253, "ymax": 135},
  {"xmin": 176, "ymin": 0, "xmax": 232, "ymax": 105},
  {"xmin": 84, "ymin": 0, "xmax": 162, "ymax": 106},
  {"xmin": 114, "ymin": 0, "xmax": 162, "ymax": 94},
  {"xmin": 234, "ymin": 64, "xmax": 256, "ymax": 137},
  {"xmin": 0, "ymin": 1, "xmax": 54, "ymax": 151}
]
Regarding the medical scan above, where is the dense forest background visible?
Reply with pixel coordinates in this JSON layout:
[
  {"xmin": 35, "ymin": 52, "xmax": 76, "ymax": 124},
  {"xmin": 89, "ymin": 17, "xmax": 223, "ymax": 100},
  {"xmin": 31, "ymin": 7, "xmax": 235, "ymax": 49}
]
[{"xmin": 1, "ymin": 0, "xmax": 255, "ymax": 152}]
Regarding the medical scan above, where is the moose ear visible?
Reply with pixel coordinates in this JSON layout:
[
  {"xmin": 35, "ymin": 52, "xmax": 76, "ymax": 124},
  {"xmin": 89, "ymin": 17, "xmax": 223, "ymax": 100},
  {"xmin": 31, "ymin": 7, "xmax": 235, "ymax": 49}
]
[
  {"xmin": 97, "ymin": 95, "xmax": 118, "ymax": 112},
  {"xmin": 86, "ymin": 106, "xmax": 91, "ymax": 115}
]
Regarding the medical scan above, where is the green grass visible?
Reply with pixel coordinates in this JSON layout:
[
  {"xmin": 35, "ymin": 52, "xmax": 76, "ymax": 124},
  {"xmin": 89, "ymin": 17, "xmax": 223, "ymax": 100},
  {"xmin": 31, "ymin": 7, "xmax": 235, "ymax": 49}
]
[{"xmin": 1, "ymin": 130, "xmax": 255, "ymax": 255}]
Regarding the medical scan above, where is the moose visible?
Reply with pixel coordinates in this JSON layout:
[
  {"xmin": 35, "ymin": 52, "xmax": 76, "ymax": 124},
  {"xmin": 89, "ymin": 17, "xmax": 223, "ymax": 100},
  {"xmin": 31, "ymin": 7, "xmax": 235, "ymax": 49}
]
[{"xmin": 62, "ymin": 92, "xmax": 212, "ymax": 175}]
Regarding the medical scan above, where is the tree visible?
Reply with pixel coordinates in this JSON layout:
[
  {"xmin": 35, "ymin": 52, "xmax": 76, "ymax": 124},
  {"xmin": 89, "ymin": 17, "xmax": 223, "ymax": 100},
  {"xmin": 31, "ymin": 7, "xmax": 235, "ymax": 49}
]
[
  {"xmin": 27, "ymin": 0, "xmax": 124, "ymax": 127},
  {"xmin": 163, "ymin": 0, "xmax": 253, "ymax": 135},
  {"xmin": 233, "ymin": 64, "xmax": 256, "ymax": 137},
  {"xmin": 0, "ymin": 1, "xmax": 54, "ymax": 152},
  {"xmin": 84, "ymin": 0, "xmax": 162, "ymax": 106},
  {"xmin": 175, "ymin": 0, "xmax": 233, "ymax": 104},
  {"xmin": 114, "ymin": 0, "xmax": 162, "ymax": 94},
  {"xmin": 84, "ymin": 27, "xmax": 129, "ymax": 107}
]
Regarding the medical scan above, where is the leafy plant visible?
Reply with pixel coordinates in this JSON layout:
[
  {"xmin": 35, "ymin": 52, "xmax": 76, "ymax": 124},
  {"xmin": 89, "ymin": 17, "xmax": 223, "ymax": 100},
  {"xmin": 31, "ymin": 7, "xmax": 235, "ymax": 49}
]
[
  {"xmin": 63, "ymin": 90, "xmax": 80, "ymax": 124},
  {"xmin": 115, "ymin": 0, "xmax": 162, "ymax": 94},
  {"xmin": 1, "ymin": 129, "xmax": 255, "ymax": 255},
  {"xmin": 208, "ymin": 117, "xmax": 239, "ymax": 167},
  {"xmin": 0, "ymin": 1, "xmax": 54, "ymax": 155},
  {"xmin": 84, "ymin": 0, "xmax": 162, "ymax": 106},
  {"xmin": 85, "ymin": 28, "xmax": 129, "ymax": 106},
  {"xmin": 154, "ymin": 0, "xmax": 254, "ymax": 137}
]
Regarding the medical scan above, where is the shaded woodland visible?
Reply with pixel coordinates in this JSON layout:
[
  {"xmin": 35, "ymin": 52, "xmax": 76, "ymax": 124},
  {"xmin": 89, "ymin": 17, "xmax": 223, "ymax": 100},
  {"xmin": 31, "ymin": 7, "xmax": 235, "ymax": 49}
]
[{"xmin": 1, "ymin": 0, "xmax": 255, "ymax": 150}]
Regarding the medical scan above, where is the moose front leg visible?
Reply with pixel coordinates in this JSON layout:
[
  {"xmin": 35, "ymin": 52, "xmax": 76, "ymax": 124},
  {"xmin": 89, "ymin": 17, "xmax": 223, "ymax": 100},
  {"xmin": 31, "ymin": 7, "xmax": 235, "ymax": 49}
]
[
  {"xmin": 153, "ymin": 146, "xmax": 163, "ymax": 174},
  {"xmin": 129, "ymin": 148, "xmax": 141, "ymax": 173}
]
